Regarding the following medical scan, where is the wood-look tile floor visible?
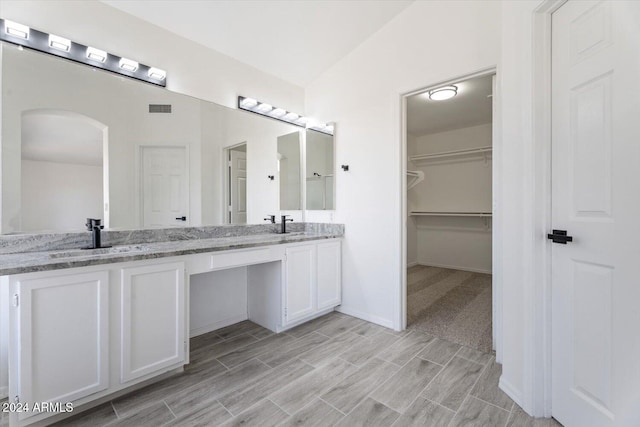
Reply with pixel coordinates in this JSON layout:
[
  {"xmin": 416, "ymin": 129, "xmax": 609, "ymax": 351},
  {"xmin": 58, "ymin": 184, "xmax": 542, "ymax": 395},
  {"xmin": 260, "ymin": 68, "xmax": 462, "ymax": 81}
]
[
  {"xmin": 50, "ymin": 312, "xmax": 560, "ymax": 427},
  {"xmin": 407, "ymin": 266, "xmax": 493, "ymax": 353}
]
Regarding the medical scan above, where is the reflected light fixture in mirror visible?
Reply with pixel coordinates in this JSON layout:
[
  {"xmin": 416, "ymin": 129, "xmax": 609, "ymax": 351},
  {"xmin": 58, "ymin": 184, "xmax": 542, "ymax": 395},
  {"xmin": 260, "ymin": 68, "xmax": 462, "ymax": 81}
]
[
  {"xmin": 238, "ymin": 96, "xmax": 334, "ymax": 135},
  {"xmin": 428, "ymin": 85, "xmax": 458, "ymax": 101}
]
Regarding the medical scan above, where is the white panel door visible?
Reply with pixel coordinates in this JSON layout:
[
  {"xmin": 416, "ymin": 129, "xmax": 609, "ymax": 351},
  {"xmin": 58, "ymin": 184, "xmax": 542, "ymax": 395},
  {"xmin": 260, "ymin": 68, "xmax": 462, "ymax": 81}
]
[
  {"xmin": 142, "ymin": 146, "xmax": 189, "ymax": 227},
  {"xmin": 316, "ymin": 240, "xmax": 341, "ymax": 311},
  {"xmin": 284, "ymin": 245, "xmax": 316, "ymax": 325},
  {"xmin": 230, "ymin": 150, "xmax": 247, "ymax": 224},
  {"xmin": 13, "ymin": 271, "xmax": 109, "ymax": 421},
  {"xmin": 120, "ymin": 262, "xmax": 185, "ymax": 383},
  {"xmin": 552, "ymin": 2, "xmax": 640, "ymax": 426}
]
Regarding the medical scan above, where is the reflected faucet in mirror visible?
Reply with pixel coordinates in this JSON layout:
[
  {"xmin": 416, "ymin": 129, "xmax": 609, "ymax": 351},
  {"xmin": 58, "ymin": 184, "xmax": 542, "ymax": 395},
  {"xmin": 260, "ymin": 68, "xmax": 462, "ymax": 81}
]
[
  {"xmin": 85, "ymin": 218, "xmax": 110, "ymax": 250},
  {"xmin": 264, "ymin": 215, "xmax": 276, "ymax": 224}
]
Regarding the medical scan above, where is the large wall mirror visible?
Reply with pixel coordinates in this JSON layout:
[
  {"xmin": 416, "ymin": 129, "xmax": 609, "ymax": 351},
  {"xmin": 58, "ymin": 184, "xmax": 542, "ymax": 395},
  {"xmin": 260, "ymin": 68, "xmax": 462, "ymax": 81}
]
[
  {"xmin": 0, "ymin": 42, "xmax": 315, "ymax": 234},
  {"xmin": 306, "ymin": 129, "xmax": 335, "ymax": 210}
]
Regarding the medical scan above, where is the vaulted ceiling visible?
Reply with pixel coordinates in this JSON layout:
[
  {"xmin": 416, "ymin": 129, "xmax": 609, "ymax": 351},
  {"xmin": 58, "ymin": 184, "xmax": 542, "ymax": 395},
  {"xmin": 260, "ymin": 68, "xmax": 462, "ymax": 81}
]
[{"xmin": 100, "ymin": 0, "xmax": 413, "ymax": 87}]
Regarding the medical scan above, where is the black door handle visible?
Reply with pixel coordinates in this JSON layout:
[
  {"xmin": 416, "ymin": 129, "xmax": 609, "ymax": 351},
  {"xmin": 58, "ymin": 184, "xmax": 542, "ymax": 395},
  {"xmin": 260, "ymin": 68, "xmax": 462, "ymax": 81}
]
[
  {"xmin": 175, "ymin": 216, "xmax": 187, "ymax": 221},
  {"xmin": 547, "ymin": 229, "xmax": 573, "ymax": 244}
]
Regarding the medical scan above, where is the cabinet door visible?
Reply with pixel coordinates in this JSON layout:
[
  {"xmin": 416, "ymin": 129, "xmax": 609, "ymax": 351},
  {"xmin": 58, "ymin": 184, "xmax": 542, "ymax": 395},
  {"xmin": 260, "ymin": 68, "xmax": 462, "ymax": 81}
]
[
  {"xmin": 316, "ymin": 240, "xmax": 342, "ymax": 311},
  {"xmin": 13, "ymin": 271, "xmax": 109, "ymax": 421},
  {"xmin": 120, "ymin": 262, "xmax": 185, "ymax": 383},
  {"xmin": 284, "ymin": 245, "xmax": 316, "ymax": 325}
]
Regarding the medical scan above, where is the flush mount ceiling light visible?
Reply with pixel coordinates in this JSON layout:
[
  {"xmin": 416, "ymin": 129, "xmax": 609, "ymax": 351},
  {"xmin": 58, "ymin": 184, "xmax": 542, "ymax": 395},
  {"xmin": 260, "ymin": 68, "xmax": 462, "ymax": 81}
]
[
  {"xmin": 48, "ymin": 34, "xmax": 71, "ymax": 52},
  {"xmin": 86, "ymin": 46, "xmax": 107, "ymax": 63},
  {"xmin": 0, "ymin": 18, "xmax": 166, "ymax": 87},
  {"xmin": 428, "ymin": 85, "xmax": 458, "ymax": 101},
  {"xmin": 238, "ymin": 96, "xmax": 334, "ymax": 135},
  {"xmin": 4, "ymin": 20, "xmax": 29, "ymax": 39}
]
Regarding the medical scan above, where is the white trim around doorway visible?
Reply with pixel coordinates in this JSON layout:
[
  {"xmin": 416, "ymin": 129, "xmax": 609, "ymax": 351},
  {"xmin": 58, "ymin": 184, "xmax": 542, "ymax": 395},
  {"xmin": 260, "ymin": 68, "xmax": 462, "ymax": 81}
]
[{"xmin": 398, "ymin": 66, "xmax": 500, "ymax": 355}]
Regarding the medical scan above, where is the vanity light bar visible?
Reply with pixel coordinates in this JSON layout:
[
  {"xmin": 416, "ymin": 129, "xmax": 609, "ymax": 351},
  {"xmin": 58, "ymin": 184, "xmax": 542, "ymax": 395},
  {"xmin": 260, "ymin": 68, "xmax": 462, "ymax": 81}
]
[
  {"xmin": 238, "ymin": 96, "xmax": 334, "ymax": 135},
  {"xmin": 0, "ymin": 18, "xmax": 166, "ymax": 87}
]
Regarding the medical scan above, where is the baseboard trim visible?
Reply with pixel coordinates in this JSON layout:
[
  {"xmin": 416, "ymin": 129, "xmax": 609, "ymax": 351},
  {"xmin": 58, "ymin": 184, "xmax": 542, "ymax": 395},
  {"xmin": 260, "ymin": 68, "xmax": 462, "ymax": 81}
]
[
  {"xmin": 415, "ymin": 262, "xmax": 491, "ymax": 275},
  {"xmin": 336, "ymin": 306, "xmax": 395, "ymax": 329},
  {"xmin": 407, "ymin": 261, "xmax": 419, "ymax": 268},
  {"xmin": 190, "ymin": 314, "xmax": 248, "ymax": 338},
  {"xmin": 499, "ymin": 376, "xmax": 523, "ymax": 409}
]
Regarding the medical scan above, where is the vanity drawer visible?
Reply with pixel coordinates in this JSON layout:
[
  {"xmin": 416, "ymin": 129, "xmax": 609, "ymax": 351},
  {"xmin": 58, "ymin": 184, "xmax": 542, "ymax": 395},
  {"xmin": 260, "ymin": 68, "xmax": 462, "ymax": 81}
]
[{"xmin": 210, "ymin": 247, "xmax": 278, "ymax": 270}]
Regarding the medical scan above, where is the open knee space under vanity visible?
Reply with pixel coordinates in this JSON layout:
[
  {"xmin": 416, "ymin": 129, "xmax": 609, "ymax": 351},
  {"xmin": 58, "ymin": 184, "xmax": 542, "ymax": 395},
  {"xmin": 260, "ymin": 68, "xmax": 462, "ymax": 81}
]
[{"xmin": 0, "ymin": 228, "xmax": 342, "ymax": 427}]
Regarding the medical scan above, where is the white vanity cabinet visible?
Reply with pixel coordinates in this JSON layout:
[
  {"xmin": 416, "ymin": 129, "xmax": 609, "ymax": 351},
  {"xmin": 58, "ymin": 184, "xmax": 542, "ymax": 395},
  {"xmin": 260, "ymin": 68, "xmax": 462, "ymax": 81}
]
[
  {"xmin": 8, "ymin": 270, "xmax": 110, "ymax": 423},
  {"xmin": 316, "ymin": 240, "xmax": 342, "ymax": 311},
  {"xmin": 119, "ymin": 262, "xmax": 186, "ymax": 383},
  {"xmin": 282, "ymin": 239, "xmax": 342, "ymax": 328},
  {"xmin": 6, "ymin": 259, "xmax": 187, "ymax": 426},
  {"xmin": 2, "ymin": 237, "xmax": 341, "ymax": 426},
  {"xmin": 283, "ymin": 244, "xmax": 316, "ymax": 324}
]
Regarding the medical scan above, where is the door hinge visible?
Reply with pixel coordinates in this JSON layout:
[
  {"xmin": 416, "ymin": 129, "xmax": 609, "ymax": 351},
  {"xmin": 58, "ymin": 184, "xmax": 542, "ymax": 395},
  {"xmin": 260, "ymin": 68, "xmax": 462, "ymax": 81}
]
[
  {"xmin": 184, "ymin": 340, "xmax": 188, "ymax": 354},
  {"xmin": 12, "ymin": 294, "xmax": 19, "ymax": 307},
  {"xmin": 284, "ymin": 307, "xmax": 287, "ymax": 317},
  {"xmin": 228, "ymin": 161, "xmax": 232, "ymax": 167},
  {"xmin": 14, "ymin": 396, "xmax": 19, "ymax": 404}
]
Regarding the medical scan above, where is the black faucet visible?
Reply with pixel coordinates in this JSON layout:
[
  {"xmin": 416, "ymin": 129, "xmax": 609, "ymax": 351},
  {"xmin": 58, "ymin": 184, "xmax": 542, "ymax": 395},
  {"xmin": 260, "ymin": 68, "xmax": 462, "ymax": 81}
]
[
  {"xmin": 85, "ymin": 218, "xmax": 110, "ymax": 249},
  {"xmin": 280, "ymin": 215, "xmax": 294, "ymax": 234},
  {"xmin": 264, "ymin": 215, "xmax": 276, "ymax": 224}
]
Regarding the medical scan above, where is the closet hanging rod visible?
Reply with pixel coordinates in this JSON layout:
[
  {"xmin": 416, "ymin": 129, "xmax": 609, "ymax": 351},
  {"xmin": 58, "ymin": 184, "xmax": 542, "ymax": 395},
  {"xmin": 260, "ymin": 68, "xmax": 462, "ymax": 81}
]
[
  {"xmin": 409, "ymin": 146, "xmax": 492, "ymax": 162},
  {"xmin": 409, "ymin": 211, "xmax": 492, "ymax": 217}
]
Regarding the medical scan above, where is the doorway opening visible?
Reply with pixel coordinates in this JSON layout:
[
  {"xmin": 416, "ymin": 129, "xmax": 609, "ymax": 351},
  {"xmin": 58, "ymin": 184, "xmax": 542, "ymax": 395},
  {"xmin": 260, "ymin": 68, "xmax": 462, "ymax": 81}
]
[
  {"xmin": 403, "ymin": 71, "xmax": 496, "ymax": 354},
  {"xmin": 224, "ymin": 143, "xmax": 247, "ymax": 225}
]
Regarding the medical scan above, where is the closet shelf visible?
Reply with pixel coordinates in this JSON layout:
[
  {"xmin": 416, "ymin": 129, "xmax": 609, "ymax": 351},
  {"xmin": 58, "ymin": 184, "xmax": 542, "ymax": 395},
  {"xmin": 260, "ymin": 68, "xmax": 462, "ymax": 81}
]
[
  {"xmin": 410, "ymin": 211, "xmax": 492, "ymax": 217},
  {"xmin": 406, "ymin": 170, "xmax": 425, "ymax": 190},
  {"xmin": 409, "ymin": 146, "xmax": 492, "ymax": 164}
]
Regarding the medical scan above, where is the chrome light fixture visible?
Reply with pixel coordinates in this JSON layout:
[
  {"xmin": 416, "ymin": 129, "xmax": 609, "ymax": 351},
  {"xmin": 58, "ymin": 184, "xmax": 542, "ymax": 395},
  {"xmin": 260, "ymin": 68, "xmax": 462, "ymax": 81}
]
[
  {"xmin": 238, "ymin": 96, "xmax": 334, "ymax": 135},
  {"xmin": 0, "ymin": 18, "xmax": 167, "ymax": 87},
  {"xmin": 428, "ymin": 85, "xmax": 458, "ymax": 101},
  {"xmin": 86, "ymin": 46, "xmax": 107, "ymax": 63},
  {"xmin": 4, "ymin": 20, "xmax": 29, "ymax": 39},
  {"xmin": 118, "ymin": 58, "xmax": 139, "ymax": 72},
  {"xmin": 48, "ymin": 34, "xmax": 71, "ymax": 52},
  {"xmin": 147, "ymin": 67, "xmax": 166, "ymax": 81}
]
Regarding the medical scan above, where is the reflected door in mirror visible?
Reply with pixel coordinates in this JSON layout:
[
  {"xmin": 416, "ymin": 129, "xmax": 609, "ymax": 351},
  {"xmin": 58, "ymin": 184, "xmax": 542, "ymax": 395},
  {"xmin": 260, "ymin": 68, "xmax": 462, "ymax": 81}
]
[
  {"xmin": 141, "ymin": 146, "xmax": 189, "ymax": 227},
  {"xmin": 229, "ymin": 146, "xmax": 247, "ymax": 224}
]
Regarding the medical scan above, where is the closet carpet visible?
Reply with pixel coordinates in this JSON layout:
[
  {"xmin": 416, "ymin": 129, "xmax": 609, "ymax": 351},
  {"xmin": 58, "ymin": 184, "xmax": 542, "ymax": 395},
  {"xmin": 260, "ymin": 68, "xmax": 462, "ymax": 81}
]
[{"xmin": 407, "ymin": 265, "xmax": 493, "ymax": 354}]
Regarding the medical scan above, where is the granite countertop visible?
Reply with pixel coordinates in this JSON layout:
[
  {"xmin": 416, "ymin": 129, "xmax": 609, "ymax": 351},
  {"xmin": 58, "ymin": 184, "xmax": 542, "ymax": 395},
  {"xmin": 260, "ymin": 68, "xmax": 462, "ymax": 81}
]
[{"xmin": 0, "ymin": 224, "xmax": 343, "ymax": 276}]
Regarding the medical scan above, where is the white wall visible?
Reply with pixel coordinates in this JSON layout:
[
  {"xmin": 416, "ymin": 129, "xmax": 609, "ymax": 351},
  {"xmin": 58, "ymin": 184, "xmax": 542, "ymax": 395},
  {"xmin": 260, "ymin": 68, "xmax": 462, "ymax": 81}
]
[
  {"xmin": 498, "ymin": 0, "xmax": 547, "ymax": 415},
  {"xmin": 409, "ymin": 123, "xmax": 492, "ymax": 273},
  {"xmin": 21, "ymin": 160, "xmax": 103, "ymax": 232},
  {"xmin": 305, "ymin": 0, "xmax": 500, "ymax": 328},
  {"xmin": 190, "ymin": 268, "xmax": 248, "ymax": 337}
]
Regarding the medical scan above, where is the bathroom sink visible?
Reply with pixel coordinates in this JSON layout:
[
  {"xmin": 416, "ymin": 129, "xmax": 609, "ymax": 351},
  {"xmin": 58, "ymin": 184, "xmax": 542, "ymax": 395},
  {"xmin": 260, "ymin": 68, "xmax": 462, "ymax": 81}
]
[{"xmin": 48, "ymin": 244, "xmax": 152, "ymax": 259}]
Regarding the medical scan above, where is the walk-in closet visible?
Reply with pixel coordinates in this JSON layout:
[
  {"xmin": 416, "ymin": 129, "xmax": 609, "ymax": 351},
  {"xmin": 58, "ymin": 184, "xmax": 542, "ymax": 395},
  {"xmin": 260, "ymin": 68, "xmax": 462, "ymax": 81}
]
[{"xmin": 406, "ymin": 73, "xmax": 494, "ymax": 353}]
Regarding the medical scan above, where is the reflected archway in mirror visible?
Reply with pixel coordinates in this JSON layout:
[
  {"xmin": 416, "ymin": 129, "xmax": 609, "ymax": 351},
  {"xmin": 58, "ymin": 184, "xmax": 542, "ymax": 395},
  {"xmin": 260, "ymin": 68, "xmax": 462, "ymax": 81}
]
[{"xmin": 21, "ymin": 109, "xmax": 108, "ymax": 232}]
